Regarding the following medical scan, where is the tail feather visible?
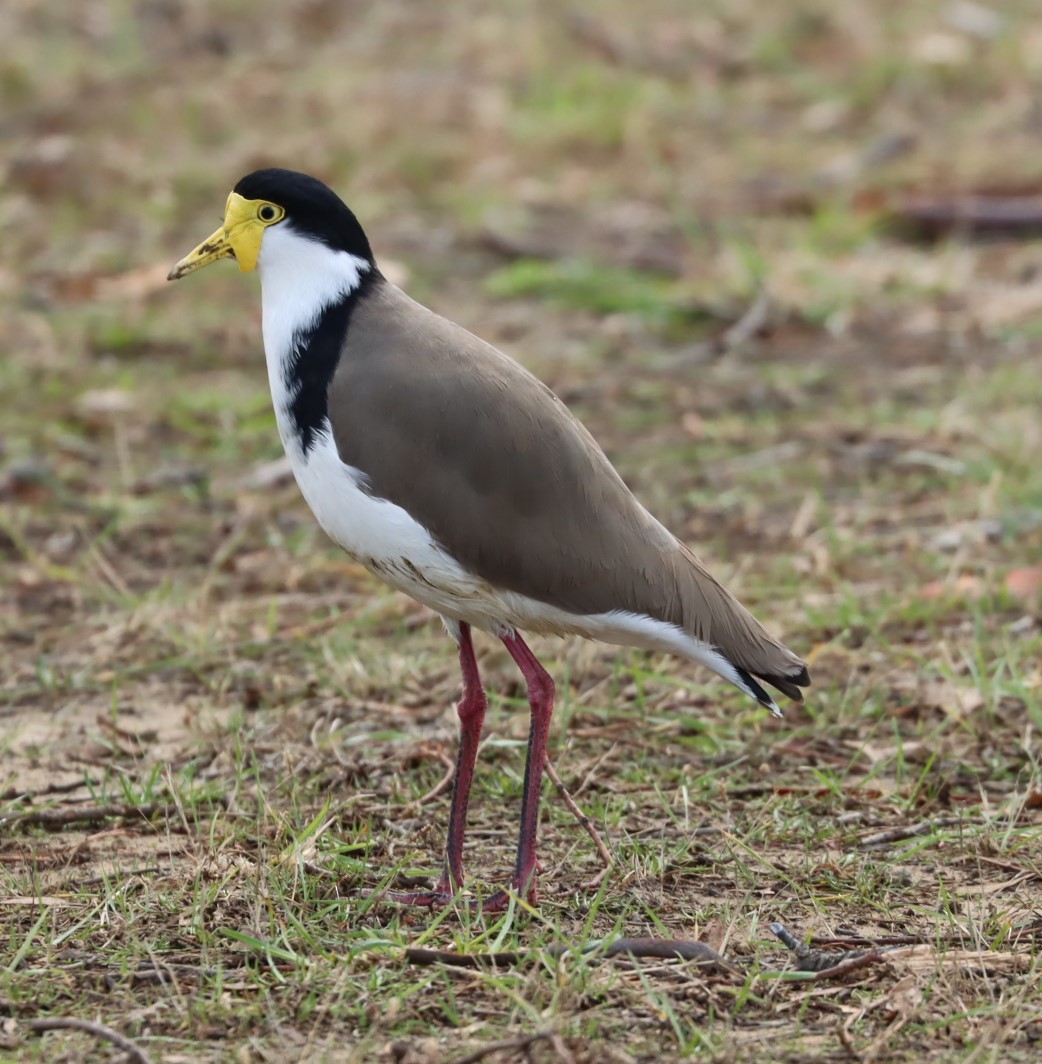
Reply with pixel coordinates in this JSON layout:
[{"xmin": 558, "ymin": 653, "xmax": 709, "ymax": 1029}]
[
  {"xmin": 671, "ymin": 547, "xmax": 799, "ymax": 661},
  {"xmin": 732, "ymin": 666, "xmax": 783, "ymax": 717},
  {"xmin": 669, "ymin": 546, "xmax": 810, "ymax": 712}
]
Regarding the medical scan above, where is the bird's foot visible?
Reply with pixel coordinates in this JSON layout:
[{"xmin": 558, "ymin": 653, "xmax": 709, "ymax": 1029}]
[
  {"xmin": 378, "ymin": 888, "xmax": 456, "ymax": 908},
  {"xmin": 377, "ymin": 871, "xmax": 458, "ymax": 908},
  {"xmin": 478, "ymin": 876, "xmax": 539, "ymax": 914},
  {"xmin": 475, "ymin": 889, "xmax": 521, "ymax": 914},
  {"xmin": 361, "ymin": 878, "xmax": 537, "ymax": 914}
]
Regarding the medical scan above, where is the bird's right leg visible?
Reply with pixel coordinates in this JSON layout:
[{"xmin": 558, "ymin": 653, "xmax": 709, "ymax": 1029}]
[{"xmin": 478, "ymin": 630, "xmax": 555, "ymax": 912}]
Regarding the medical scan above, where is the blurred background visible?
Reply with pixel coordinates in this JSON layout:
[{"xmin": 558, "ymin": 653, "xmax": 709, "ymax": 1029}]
[
  {"xmin": 4, "ymin": 0, "xmax": 1040, "ymax": 703},
  {"xmin": 2, "ymin": 2, "xmax": 1042, "ymax": 1056}
]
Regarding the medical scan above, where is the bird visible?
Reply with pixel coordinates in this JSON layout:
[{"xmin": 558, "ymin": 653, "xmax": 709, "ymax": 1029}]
[{"xmin": 168, "ymin": 168, "xmax": 809, "ymax": 911}]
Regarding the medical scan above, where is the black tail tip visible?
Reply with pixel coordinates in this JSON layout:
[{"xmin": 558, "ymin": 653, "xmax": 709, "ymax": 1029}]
[
  {"xmin": 734, "ymin": 663, "xmax": 811, "ymax": 710},
  {"xmin": 733, "ymin": 666, "xmax": 781, "ymax": 714},
  {"xmin": 761, "ymin": 664, "xmax": 811, "ymax": 703}
]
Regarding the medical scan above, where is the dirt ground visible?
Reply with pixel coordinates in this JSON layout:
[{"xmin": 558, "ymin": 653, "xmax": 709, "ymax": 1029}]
[{"xmin": 2, "ymin": 2, "xmax": 1041, "ymax": 1061}]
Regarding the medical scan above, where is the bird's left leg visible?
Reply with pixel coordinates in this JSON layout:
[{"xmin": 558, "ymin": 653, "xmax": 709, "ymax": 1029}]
[
  {"xmin": 382, "ymin": 621, "xmax": 487, "ymax": 907},
  {"xmin": 437, "ymin": 621, "xmax": 487, "ymax": 893}
]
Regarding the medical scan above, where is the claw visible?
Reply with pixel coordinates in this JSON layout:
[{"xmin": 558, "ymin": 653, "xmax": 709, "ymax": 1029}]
[{"xmin": 378, "ymin": 889, "xmax": 456, "ymax": 908}]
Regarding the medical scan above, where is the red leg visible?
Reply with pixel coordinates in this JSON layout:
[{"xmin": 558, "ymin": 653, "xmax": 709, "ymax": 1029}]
[
  {"xmin": 438, "ymin": 623, "xmax": 487, "ymax": 892},
  {"xmin": 481, "ymin": 630, "xmax": 554, "ymax": 911},
  {"xmin": 375, "ymin": 626, "xmax": 555, "ymax": 915},
  {"xmin": 384, "ymin": 622, "xmax": 487, "ymax": 906}
]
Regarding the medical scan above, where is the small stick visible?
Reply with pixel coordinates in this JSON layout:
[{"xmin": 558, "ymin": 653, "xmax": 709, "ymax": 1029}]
[
  {"xmin": 448, "ymin": 1030, "xmax": 556, "ymax": 1064},
  {"xmin": 405, "ymin": 937, "xmax": 733, "ymax": 972},
  {"xmin": 716, "ymin": 285, "xmax": 771, "ymax": 352},
  {"xmin": 809, "ymin": 934, "xmax": 921, "ymax": 948},
  {"xmin": 543, "ymin": 760, "xmax": 614, "ymax": 889},
  {"xmin": 26, "ymin": 1017, "xmax": 154, "ymax": 1064},
  {"xmin": 858, "ymin": 817, "xmax": 972, "ymax": 849},
  {"xmin": 1, "ymin": 799, "xmax": 225, "ymax": 831},
  {"xmin": 0, "ymin": 777, "xmax": 100, "ymax": 802},
  {"xmin": 405, "ymin": 947, "xmax": 523, "ymax": 968},
  {"xmin": 401, "ymin": 753, "xmax": 456, "ymax": 811},
  {"xmin": 657, "ymin": 286, "xmax": 772, "ymax": 369},
  {"xmin": 1, "ymin": 803, "xmax": 169, "ymax": 829}
]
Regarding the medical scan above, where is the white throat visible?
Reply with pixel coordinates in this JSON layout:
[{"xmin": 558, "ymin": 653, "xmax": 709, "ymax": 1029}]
[{"xmin": 256, "ymin": 223, "xmax": 370, "ymax": 448}]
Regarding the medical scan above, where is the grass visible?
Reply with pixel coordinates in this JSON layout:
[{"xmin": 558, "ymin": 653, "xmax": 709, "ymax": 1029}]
[{"xmin": 3, "ymin": 0, "xmax": 1042, "ymax": 1060}]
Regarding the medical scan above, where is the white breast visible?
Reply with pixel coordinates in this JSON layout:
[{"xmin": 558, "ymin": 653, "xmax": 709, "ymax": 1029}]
[{"xmin": 256, "ymin": 224, "xmax": 496, "ymax": 618}]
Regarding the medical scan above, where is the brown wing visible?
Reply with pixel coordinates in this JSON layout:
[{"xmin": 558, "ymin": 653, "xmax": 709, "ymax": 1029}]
[{"xmin": 328, "ymin": 282, "xmax": 807, "ymax": 696}]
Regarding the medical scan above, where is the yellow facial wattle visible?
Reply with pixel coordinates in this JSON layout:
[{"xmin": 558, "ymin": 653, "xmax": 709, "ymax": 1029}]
[{"xmin": 168, "ymin": 192, "xmax": 284, "ymax": 280}]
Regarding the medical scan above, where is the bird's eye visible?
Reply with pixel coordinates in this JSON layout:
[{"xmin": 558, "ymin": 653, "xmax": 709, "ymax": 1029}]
[{"xmin": 258, "ymin": 204, "xmax": 280, "ymax": 222}]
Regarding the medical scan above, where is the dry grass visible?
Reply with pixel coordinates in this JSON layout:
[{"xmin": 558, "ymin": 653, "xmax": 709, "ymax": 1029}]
[{"xmin": 2, "ymin": 1, "xmax": 1041, "ymax": 1061}]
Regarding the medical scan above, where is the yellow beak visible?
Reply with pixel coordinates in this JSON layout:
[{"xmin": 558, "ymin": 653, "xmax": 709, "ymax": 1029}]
[{"xmin": 168, "ymin": 193, "xmax": 266, "ymax": 280}]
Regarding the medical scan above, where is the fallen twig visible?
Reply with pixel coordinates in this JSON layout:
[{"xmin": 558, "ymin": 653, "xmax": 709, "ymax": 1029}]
[
  {"xmin": 888, "ymin": 192, "xmax": 1042, "ymax": 241},
  {"xmin": 858, "ymin": 817, "xmax": 973, "ymax": 850},
  {"xmin": 25, "ymin": 1016, "xmax": 154, "ymax": 1064},
  {"xmin": 808, "ymin": 934, "xmax": 922, "ymax": 948},
  {"xmin": 405, "ymin": 936, "xmax": 733, "ymax": 972},
  {"xmin": 658, "ymin": 286, "xmax": 773, "ymax": 369},
  {"xmin": 715, "ymin": 285, "xmax": 772, "ymax": 352},
  {"xmin": 401, "ymin": 752, "xmax": 456, "ymax": 812},
  {"xmin": 447, "ymin": 1029, "xmax": 563, "ymax": 1064},
  {"xmin": 1, "ymin": 803, "xmax": 170, "ymax": 829},
  {"xmin": 543, "ymin": 759, "xmax": 614, "ymax": 889},
  {"xmin": 1, "ymin": 797, "xmax": 227, "ymax": 831},
  {"xmin": 0, "ymin": 777, "xmax": 100, "ymax": 803}
]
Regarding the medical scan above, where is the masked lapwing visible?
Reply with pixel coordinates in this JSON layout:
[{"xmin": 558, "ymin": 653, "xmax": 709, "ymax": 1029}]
[{"xmin": 169, "ymin": 169, "xmax": 809, "ymax": 910}]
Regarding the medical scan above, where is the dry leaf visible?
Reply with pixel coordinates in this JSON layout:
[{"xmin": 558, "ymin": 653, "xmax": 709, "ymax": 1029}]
[
  {"xmin": 701, "ymin": 915, "xmax": 727, "ymax": 954},
  {"xmin": 680, "ymin": 411, "xmax": 705, "ymax": 439},
  {"xmin": 919, "ymin": 574, "xmax": 986, "ymax": 600},
  {"xmin": 75, "ymin": 387, "xmax": 136, "ymax": 421},
  {"xmin": 885, "ymin": 945, "xmax": 1031, "ymax": 975},
  {"xmin": 95, "ymin": 262, "xmax": 173, "ymax": 300},
  {"xmin": 860, "ymin": 740, "xmax": 931, "ymax": 765},
  {"xmin": 885, "ymin": 974, "xmax": 924, "ymax": 1016},
  {"xmin": 0, "ymin": 896, "xmax": 71, "ymax": 906},
  {"xmin": 1005, "ymin": 566, "xmax": 1042, "ymax": 603}
]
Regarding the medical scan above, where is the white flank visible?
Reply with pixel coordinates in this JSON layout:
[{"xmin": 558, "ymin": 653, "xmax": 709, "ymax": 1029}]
[{"xmin": 254, "ymin": 224, "xmax": 780, "ymax": 714}]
